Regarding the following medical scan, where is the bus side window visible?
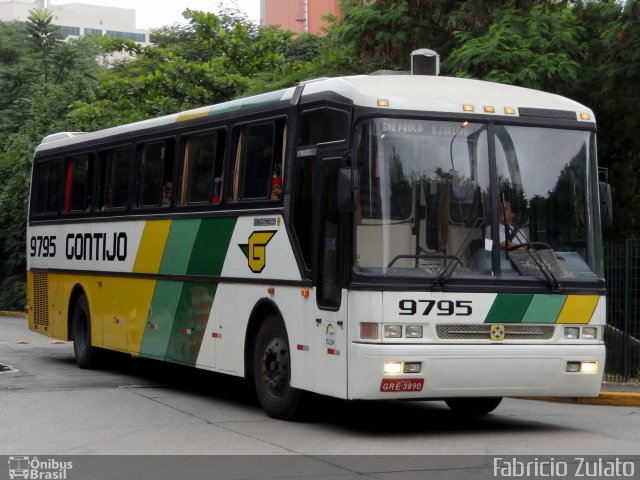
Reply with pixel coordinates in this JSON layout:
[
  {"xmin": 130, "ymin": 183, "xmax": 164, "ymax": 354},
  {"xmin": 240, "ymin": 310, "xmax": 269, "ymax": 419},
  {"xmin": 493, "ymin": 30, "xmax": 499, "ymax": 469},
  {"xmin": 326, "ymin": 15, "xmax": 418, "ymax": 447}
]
[
  {"xmin": 298, "ymin": 107, "xmax": 348, "ymax": 146},
  {"xmin": 32, "ymin": 158, "xmax": 62, "ymax": 215},
  {"xmin": 99, "ymin": 147, "xmax": 132, "ymax": 211},
  {"xmin": 182, "ymin": 129, "xmax": 226, "ymax": 204},
  {"xmin": 138, "ymin": 139, "xmax": 175, "ymax": 208},
  {"xmin": 233, "ymin": 119, "xmax": 286, "ymax": 201},
  {"xmin": 64, "ymin": 153, "xmax": 93, "ymax": 213}
]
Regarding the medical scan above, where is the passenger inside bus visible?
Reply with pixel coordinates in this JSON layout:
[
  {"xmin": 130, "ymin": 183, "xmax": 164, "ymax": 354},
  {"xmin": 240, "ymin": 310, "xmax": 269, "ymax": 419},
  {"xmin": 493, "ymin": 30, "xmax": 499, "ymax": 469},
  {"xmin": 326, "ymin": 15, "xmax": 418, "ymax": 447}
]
[
  {"xmin": 161, "ymin": 181, "xmax": 173, "ymax": 206},
  {"xmin": 270, "ymin": 176, "xmax": 283, "ymax": 200}
]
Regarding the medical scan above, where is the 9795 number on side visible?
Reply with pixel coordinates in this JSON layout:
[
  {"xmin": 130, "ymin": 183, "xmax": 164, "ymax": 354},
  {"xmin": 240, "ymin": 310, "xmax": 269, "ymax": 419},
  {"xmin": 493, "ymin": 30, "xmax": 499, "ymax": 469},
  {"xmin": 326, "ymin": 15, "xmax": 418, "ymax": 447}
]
[
  {"xmin": 399, "ymin": 299, "xmax": 472, "ymax": 316},
  {"xmin": 29, "ymin": 235, "xmax": 57, "ymax": 258}
]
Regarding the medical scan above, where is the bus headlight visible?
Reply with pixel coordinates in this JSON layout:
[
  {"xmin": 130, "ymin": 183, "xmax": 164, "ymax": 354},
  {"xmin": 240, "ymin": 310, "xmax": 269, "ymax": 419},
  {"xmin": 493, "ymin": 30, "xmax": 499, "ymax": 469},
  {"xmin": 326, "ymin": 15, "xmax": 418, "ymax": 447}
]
[
  {"xmin": 564, "ymin": 327, "xmax": 580, "ymax": 339},
  {"xmin": 383, "ymin": 362, "xmax": 403, "ymax": 374},
  {"xmin": 384, "ymin": 325, "xmax": 402, "ymax": 338},
  {"xmin": 405, "ymin": 325, "xmax": 423, "ymax": 338},
  {"xmin": 582, "ymin": 327, "xmax": 598, "ymax": 340},
  {"xmin": 566, "ymin": 361, "xmax": 598, "ymax": 373},
  {"xmin": 403, "ymin": 362, "xmax": 422, "ymax": 373}
]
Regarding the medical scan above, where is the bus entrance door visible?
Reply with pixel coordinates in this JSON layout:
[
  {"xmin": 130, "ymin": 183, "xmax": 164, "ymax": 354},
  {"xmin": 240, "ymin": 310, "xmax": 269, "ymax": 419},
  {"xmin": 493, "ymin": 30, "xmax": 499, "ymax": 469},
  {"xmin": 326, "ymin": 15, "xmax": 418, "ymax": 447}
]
[{"xmin": 310, "ymin": 150, "xmax": 348, "ymax": 398}]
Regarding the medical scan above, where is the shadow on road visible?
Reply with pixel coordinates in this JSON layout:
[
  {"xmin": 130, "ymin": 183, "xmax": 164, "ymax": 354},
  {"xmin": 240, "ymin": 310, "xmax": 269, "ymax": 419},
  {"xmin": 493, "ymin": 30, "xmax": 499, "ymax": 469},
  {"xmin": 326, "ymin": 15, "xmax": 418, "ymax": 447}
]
[{"xmin": 44, "ymin": 350, "xmax": 558, "ymax": 435}]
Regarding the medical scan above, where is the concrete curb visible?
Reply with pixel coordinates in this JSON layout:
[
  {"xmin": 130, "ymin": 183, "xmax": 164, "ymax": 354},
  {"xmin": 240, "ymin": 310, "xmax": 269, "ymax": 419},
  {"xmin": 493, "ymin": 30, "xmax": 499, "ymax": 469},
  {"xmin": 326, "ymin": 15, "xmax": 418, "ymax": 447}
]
[
  {"xmin": 0, "ymin": 310, "xmax": 26, "ymax": 318},
  {"xmin": 523, "ymin": 392, "xmax": 640, "ymax": 407}
]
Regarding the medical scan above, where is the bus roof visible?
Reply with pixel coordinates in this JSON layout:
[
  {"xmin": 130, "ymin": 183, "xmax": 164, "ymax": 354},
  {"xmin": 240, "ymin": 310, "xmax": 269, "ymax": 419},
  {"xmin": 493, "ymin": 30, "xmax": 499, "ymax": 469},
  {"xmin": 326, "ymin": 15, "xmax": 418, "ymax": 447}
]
[
  {"xmin": 36, "ymin": 74, "xmax": 594, "ymax": 153},
  {"xmin": 309, "ymin": 75, "xmax": 594, "ymax": 121}
]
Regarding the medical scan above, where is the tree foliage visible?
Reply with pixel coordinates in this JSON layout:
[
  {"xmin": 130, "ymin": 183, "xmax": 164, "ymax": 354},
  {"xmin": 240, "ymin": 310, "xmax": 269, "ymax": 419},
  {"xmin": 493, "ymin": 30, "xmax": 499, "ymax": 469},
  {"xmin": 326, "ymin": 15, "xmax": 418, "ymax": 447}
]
[
  {"xmin": 69, "ymin": 8, "xmax": 294, "ymax": 130},
  {"xmin": 0, "ymin": 16, "xmax": 101, "ymax": 309}
]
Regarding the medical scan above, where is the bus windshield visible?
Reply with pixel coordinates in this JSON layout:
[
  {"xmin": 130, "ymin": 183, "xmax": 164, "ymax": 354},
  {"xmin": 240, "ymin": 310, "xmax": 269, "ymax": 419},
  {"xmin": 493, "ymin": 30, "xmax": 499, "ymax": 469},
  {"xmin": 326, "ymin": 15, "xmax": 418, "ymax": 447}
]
[{"xmin": 354, "ymin": 117, "xmax": 602, "ymax": 281}]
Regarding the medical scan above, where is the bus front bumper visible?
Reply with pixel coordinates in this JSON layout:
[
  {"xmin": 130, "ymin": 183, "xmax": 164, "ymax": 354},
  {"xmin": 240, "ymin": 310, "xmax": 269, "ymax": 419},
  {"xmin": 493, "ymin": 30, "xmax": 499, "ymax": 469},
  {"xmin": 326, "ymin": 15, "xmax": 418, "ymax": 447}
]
[{"xmin": 348, "ymin": 343, "xmax": 605, "ymax": 400}]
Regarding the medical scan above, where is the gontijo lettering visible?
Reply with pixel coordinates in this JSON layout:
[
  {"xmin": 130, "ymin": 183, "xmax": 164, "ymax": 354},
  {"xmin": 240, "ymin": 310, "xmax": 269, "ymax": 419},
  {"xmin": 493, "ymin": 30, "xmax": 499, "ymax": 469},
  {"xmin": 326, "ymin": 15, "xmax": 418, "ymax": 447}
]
[{"xmin": 65, "ymin": 232, "xmax": 127, "ymax": 261}]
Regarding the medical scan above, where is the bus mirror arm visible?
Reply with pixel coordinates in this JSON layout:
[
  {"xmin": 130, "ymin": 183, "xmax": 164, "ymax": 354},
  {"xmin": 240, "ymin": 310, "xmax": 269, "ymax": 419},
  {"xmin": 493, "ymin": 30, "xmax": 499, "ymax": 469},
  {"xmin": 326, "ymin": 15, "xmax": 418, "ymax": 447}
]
[
  {"xmin": 599, "ymin": 181, "xmax": 613, "ymax": 226},
  {"xmin": 337, "ymin": 167, "xmax": 360, "ymax": 211}
]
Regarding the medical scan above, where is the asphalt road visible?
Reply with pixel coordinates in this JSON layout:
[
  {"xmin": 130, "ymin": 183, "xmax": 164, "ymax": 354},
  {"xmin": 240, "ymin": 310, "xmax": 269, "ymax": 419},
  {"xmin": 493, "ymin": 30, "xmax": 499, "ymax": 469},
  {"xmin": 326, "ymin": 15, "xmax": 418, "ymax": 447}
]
[{"xmin": 2, "ymin": 315, "xmax": 640, "ymax": 461}]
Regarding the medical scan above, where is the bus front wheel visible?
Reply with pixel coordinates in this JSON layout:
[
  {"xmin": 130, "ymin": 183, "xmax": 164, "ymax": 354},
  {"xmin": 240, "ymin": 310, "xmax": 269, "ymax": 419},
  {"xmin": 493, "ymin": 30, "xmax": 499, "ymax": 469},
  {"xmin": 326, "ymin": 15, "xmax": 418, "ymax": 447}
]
[
  {"xmin": 253, "ymin": 314, "xmax": 301, "ymax": 420},
  {"xmin": 445, "ymin": 397, "xmax": 503, "ymax": 415},
  {"xmin": 72, "ymin": 294, "xmax": 101, "ymax": 369}
]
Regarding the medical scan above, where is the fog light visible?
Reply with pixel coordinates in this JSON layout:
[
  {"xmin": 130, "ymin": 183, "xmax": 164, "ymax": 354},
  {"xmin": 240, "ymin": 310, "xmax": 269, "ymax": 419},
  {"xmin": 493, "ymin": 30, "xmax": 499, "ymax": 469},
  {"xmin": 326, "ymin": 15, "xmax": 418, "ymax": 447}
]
[
  {"xmin": 404, "ymin": 362, "xmax": 421, "ymax": 373},
  {"xmin": 384, "ymin": 362, "xmax": 403, "ymax": 374},
  {"xmin": 384, "ymin": 325, "xmax": 402, "ymax": 338},
  {"xmin": 582, "ymin": 327, "xmax": 597, "ymax": 340},
  {"xmin": 580, "ymin": 361, "xmax": 598, "ymax": 373},
  {"xmin": 360, "ymin": 322, "xmax": 378, "ymax": 340},
  {"xmin": 406, "ymin": 325, "xmax": 423, "ymax": 338},
  {"xmin": 564, "ymin": 327, "xmax": 579, "ymax": 339},
  {"xmin": 566, "ymin": 362, "xmax": 581, "ymax": 372}
]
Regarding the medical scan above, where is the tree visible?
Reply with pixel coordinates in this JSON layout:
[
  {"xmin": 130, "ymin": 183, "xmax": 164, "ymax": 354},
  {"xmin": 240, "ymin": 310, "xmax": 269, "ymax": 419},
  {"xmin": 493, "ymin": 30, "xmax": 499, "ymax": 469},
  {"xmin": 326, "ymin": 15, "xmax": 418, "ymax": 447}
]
[
  {"xmin": 0, "ymin": 20, "xmax": 103, "ymax": 309},
  {"xmin": 70, "ymin": 8, "xmax": 294, "ymax": 130},
  {"xmin": 446, "ymin": 5, "xmax": 584, "ymax": 93},
  {"xmin": 25, "ymin": 8, "xmax": 63, "ymax": 84},
  {"xmin": 590, "ymin": 0, "xmax": 640, "ymax": 238},
  {"xmin": 331, "ymin": 0, "xmax": 571, "ymax": 72}
]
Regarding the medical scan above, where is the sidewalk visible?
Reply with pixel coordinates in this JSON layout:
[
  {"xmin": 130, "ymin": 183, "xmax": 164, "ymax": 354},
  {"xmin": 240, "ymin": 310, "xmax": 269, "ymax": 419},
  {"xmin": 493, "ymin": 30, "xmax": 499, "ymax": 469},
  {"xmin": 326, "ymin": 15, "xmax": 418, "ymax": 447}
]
[
  {"xmin": 518, "ymin": 382, "xmax": 640, "ymax": 407},
  {"xmin": 564, "ymin": 382, "xmax": 640, "ymax": 407}
]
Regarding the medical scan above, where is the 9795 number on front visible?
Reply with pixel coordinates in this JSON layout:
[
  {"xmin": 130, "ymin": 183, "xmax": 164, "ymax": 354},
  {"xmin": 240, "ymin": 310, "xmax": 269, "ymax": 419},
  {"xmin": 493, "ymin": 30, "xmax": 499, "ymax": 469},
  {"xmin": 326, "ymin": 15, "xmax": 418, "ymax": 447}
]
[{"xmin": 399, "ymin": 299, "xmax": 472, "ymax": 316}]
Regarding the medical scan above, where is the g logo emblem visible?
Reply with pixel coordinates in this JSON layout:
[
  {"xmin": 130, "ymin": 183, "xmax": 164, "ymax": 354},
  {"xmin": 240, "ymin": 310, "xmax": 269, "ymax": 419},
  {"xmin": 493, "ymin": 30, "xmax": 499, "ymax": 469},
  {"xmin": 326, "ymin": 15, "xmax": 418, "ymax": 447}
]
[{"xmin": 239, "ymin": 231, "xmax": 276, "ymax": 273}]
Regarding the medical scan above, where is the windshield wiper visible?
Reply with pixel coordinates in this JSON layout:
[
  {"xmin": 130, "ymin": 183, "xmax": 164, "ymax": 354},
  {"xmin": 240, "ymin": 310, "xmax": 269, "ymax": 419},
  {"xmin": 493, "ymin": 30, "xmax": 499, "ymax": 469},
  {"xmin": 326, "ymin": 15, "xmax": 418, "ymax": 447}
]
[{"xmin": 509, "ymin": 243, "xmax": 561, "ymax": 292}]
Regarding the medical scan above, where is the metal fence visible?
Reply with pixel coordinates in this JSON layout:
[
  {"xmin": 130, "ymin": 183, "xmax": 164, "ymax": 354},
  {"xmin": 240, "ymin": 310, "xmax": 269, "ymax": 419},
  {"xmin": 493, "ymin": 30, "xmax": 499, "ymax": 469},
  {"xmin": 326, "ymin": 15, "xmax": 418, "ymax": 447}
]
[{"xmin": 604, "ymin": 239, "xmax": 640, "ymax": 383}]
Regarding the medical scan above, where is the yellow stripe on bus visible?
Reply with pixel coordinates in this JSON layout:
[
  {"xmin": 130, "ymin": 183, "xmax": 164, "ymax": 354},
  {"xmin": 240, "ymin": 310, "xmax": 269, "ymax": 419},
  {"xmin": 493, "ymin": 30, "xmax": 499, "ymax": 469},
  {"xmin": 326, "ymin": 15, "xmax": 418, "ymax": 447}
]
[
  {"xmin": 555, "ymin": 295, "xmax": 600, "ymax": 324},
  {"xmin": 176, "ymin": 106, "xmax": 211, "ymax": 122},
  {"xmin": 133, "ymin": 220, "xmax": 172, "ymax": 274}
]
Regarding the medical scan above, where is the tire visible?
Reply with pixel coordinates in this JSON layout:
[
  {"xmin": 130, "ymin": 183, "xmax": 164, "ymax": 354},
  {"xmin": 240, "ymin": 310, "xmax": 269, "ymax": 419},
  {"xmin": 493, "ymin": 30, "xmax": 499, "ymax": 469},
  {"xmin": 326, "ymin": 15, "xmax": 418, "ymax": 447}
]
[
  {"xmin": 445, "ymin": 397, "xmax": 503, "ymax": 415},
  {"xmin": 72, "ymin": 294, "xmax": 102, "ymax": 369},
  {"xmin": 253, "ymin": 314, "xmax": 301, "ymax": 420}
]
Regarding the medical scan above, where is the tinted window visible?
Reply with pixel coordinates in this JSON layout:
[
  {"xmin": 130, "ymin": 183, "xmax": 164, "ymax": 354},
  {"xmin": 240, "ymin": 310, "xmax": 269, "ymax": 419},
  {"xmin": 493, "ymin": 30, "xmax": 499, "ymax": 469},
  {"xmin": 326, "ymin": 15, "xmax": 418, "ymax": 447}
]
[
  {"xmin": 293, "ymin": 152, "xmax": 315, "ymax": 269},
  {"xmin": 184, "ymin": 130, "xmax": 226, "ymax": 204},
  {"xmin": 100, "ymin": 147, "xmax": 131, "ymax": 210},
  {"xmin": 139, "ymin": 140, "xmax": 174, "ymax": 207},
  {"xmin": 239, "ymin": 123, "xmax": 276, "ymax": 200},
  {"xmin": 298, "ymin": 108, "xmax": 348, "ymax": 146},
  {"xmin": 67, "ymin": 153, "xmax": 92, "ymax": 212},
  {"xmin": 32, "ymin": 159, "xmax": 62, "ymax": 214},
  {"xmin": 233, "ymin": 120, "xmax": 286, "ymax": 201}
]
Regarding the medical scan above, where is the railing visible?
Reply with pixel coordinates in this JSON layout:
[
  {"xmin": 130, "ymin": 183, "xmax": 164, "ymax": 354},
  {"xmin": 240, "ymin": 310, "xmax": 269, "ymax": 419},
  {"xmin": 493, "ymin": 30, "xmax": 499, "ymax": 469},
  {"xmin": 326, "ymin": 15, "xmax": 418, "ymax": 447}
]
[{"xmin": 604, "ymin": 240, "xmax": 640, "ymax": 382}]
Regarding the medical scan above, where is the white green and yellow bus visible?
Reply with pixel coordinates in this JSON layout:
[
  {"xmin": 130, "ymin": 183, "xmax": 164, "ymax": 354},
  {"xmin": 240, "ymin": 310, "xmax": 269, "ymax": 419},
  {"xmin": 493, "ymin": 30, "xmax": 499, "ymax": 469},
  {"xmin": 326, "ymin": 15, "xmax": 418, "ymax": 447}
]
[{"xmin": 27, "ymin": 70, "xmax": 606, "ymax": 419}]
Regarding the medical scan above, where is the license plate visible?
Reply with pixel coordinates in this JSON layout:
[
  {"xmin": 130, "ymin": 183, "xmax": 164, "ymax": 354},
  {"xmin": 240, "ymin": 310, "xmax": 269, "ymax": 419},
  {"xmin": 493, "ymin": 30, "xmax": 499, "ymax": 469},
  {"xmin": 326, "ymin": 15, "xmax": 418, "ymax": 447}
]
[{"xmin": 380, "ymin": 378, "xmax": 424, "ymax": 392}]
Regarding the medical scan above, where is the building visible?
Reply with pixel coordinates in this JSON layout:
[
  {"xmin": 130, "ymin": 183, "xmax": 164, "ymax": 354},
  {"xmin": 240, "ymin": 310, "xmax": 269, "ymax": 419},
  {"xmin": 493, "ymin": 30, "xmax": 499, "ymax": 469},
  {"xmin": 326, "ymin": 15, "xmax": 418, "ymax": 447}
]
[
  {"xmin": 261, "ymin": 0, "xmax": 340, "ymax": 35},
  {"xmin": 0, "ymin": 0, "xmax": 150, "ymax": 45}
]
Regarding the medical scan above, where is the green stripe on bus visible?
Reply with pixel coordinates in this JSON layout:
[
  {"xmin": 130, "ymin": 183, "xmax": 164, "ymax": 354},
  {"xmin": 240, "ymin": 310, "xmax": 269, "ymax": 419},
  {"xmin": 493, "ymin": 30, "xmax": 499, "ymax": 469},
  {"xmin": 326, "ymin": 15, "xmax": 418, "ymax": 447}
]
[
  {"xmin": 521, "ymin": 294, "xmax": 567, "ymax": 324},
  {"xmin": 159, "ymin": 219, "xmax": 201, "ymax": 275},
  {"xmin": 139, "ymin": 280, "xmax": 182, "ymax": 359},
  {"xmin": 165, "ymin": 282, "xmax": 216, "ymax": 365},
  {"xmin": 484, "ymin": 294, "xmax": 533, "ymax": 323},
  {"xmin": 187, "ymin": 217, "xmax": 237, "ymax": 276}
]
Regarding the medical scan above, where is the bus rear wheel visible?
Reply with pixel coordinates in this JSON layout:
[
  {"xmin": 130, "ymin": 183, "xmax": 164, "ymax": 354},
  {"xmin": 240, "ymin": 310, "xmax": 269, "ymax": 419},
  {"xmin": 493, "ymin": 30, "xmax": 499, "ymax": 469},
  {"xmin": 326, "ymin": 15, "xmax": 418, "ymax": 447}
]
[
  {"xmin": 253, "ymin": 314, "xmax": 301, "ymax": 420},
  {"xmin": 445, "ymin": 397, "xmax": 502, "ymax": 415},
  {"xmin": 72, "ymin": 294, "xmax": 102, "ymax": 369}
]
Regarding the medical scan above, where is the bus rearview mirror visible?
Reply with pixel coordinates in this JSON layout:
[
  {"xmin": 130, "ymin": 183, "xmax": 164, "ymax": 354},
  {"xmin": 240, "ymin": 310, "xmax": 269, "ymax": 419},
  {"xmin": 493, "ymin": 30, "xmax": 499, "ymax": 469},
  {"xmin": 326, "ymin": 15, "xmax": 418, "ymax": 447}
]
[{"xmin": 599, "ymin": 181, "xmax": 613, "ymax": 226}]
